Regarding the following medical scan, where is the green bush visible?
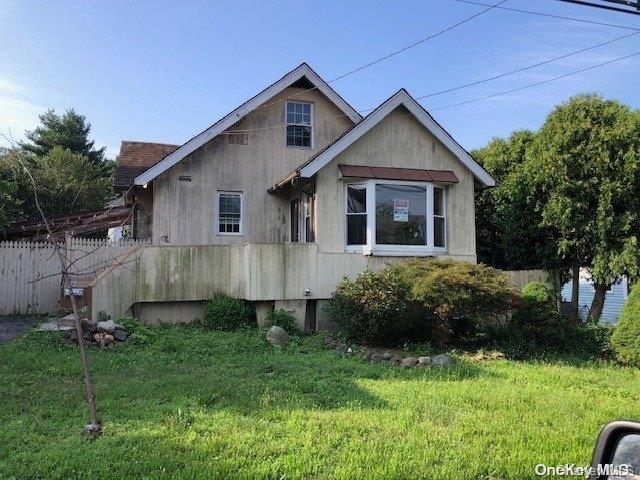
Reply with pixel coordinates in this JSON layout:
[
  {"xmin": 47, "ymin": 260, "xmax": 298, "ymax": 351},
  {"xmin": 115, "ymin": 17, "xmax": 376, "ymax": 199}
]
[
  {"xmin": 612, "ymin": 284, "xmax": 640, "ymax": 366},
  {"xmin": 393, "ymin": 259, "xmax": 520, "ymax": 321},
  {"xmin": 502, "ymin": 283, "xmax": 612, "ymax": 358},
  {"xmin": 522, "ymin": 282, "xmax": 554, "ymax": 306},
  {"xmin": 327, "ymin": 268, "xmax": 413, "ymax": 346},
  {"xmin": 264, "ymin": 308, "xmax": 297, "ymax": 333},
  {"xmin": 116, "ymin": 315, "xmax": 156, "ymax": 346},
  {"xmin": 390, "ymin": 259, "xmax": 520, "ymax": 346},
  {"xmin": 203, "ymin": 294, "xmax": 253, "ymax": 331}
]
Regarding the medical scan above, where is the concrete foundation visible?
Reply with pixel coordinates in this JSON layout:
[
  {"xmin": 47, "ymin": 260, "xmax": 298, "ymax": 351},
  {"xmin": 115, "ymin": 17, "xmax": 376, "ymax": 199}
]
[
  {"xmin": 133, "ymin": 301, "xmax": 205, "ymax": 325},
  {"xmin": 274, "ymin": 299, "xmax": 308, "ymax": 331},
  {"xmin": 315, "ymin": 299, "xmax": 338, "ymax": 332},
  {"xmin": 255, "ymin": 301, "xmax": 274, "ymax": 327}
]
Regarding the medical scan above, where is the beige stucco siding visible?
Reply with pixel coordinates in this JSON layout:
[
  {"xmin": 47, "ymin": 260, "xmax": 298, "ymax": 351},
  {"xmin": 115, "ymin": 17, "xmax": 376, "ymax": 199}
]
[
  {"xmin": 315, "ymin": 105, "xmax": 477, "ymax": 260},
  {"xmin": 152, "ymin": 86, "xmax": 354, "ymax": 245}
]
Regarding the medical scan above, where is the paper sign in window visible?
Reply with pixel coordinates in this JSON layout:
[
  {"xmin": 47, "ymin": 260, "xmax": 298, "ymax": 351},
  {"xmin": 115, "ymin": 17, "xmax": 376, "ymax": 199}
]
[{"xmin": 393, "ymin": 199, "xmax": 409, "ymax": 222}]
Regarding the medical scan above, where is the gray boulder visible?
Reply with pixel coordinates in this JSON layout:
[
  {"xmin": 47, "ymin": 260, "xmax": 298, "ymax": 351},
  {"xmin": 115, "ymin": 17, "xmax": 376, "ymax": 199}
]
[
  {"xmin": 401, "ymin": 357, "xmax": 418, "ymax": 367},
  {"xmin": 432, "ymin": 353, "xmax": 454, "ymax": 367},
  {"xmin": 97, "ymin": 320, "xmax": 116, "ymax": 333},
  {"xmin": 336, "ymin": 345, "xmax": 349, "ymax": 357},
  {"xmin": 417, "ymin": 356, "xmax": 432, "ymax": 365},
  {"xmin": 113, "ymin": 329, "xmax": 127, "ymax": 341},
  {"xmin": 266, "ymin": 326, "xmax": 289, "ymax": 347},
  {"xmin": 381, "ymin": 352, "xmax": 392, "ymax": 361}
]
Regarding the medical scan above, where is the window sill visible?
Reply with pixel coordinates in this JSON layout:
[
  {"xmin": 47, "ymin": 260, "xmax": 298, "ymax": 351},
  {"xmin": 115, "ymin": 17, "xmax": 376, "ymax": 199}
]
[
  {"xmin": 344, "ymin": 245, "xmax": 447, "ymax": 257},
  {"xmin": 284, "ymin": 145, "xmax": 314, "ymax": 151}
]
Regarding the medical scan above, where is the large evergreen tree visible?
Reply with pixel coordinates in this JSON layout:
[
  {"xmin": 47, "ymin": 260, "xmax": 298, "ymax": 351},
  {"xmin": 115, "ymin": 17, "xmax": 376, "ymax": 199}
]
[
  {"xmin": 19, "ymin": 109, "xmax": 107, "ymax": 170},
  {"xmin": 528, "ymin": 94, "xmax": 640, "ymax": 321}
]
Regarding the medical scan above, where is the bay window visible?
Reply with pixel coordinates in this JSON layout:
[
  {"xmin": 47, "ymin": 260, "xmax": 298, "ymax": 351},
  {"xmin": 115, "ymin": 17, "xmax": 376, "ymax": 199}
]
[{"xmin": 345, "ymin": 180, "xmax": 446, "ymax": 255}]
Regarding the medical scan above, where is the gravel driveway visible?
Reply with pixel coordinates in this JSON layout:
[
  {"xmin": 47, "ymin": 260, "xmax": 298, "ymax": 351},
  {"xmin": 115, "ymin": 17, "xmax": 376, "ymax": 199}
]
[{"xmin": 0, "ymin": 315, "xmax": 42, "ymax": 343}]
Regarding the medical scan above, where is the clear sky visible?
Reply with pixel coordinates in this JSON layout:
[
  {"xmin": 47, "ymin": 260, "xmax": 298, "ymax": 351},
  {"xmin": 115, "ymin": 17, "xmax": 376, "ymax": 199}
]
[{"xmin": 1, "ymin": 0, "xmax": 639, "ymax": 158}]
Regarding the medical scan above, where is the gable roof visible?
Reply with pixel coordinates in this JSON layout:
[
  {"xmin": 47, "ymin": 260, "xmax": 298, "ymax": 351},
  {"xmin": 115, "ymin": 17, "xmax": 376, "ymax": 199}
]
[
  {"xmin": 133, "ymin": 63, "xmax": 362, "ymax": 186},
  {"xmin": 114, "ymin": 140, "xmax": 179, "ymax": 191},
  {"xmin": 298, "ymin": 89, "xmax": 496, "ymax": 187}
]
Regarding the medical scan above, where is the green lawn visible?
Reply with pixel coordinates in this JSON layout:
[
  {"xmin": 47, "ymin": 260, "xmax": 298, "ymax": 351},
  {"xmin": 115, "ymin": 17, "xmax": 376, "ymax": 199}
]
[{"xmin": 1, "ymin": 326, "xmax": 639, "ymax": 480}]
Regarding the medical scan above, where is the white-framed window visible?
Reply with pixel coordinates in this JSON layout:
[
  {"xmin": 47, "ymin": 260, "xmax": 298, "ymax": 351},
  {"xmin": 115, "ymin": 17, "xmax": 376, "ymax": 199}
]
[
  {"xmin": 433, "ymin": 186, "xmax": 446, "ymax": 248},
  {"xmin": 346, "ymin": 184, "xmax": 367, "ymax": 246},
  {"xmin": 217, "ymin": 191, "xmax": 242, "ymax": 235},
  {"xmin": 285, "ymin": 101, "xmax": 313, "ymax": 148},
  {"xmin": 344, "ymin": 180, "xmax": 446, "ymax": 255}
]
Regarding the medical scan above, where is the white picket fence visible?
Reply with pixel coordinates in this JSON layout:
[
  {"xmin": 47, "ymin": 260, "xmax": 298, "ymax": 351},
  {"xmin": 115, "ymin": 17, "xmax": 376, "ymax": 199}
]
[{"xmin": 0, "ymin": 238, "xmax": 148, "ymax": 315}]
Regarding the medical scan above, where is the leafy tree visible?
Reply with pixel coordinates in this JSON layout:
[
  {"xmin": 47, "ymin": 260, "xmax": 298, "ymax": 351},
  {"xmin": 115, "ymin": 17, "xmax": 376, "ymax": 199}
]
[
  {"xmin": 3, "ymin": 146, "xmax": 112, "ymax": 220},
  {"xmin": 0, "ymin": 176, "xmax": 19, "ymax": 231},
  {"xmin": 19, "ymin": 109, "xmax": 108, "ymax": 171},
  {"xmin": 527, "ymin": 94, "xmax": 640, "ymax": 321},
  {"xmin": 474, "ymin": 130, "xmax": 564, "ymax": 272}
]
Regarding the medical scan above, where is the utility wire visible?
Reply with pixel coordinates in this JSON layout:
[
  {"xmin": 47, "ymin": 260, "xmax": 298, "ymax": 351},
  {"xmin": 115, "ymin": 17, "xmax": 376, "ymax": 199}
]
[
  {"xmin": 431, "ymin": 49, "xmax": 640, "ymax": 110},
  {"xmin": 450, "ymin": 0, "xmax": 640, "ymax": 30},
  {"xmin": 254, "ymin": 0, "xmax": 508, "ymax": 112},
  {"xmin": 327, "ymin": 0, "xmax": 508, "ymax": 83},
  {"xmin": 413, "ymin": 29, "xmax": 640, "ymax": 100}
]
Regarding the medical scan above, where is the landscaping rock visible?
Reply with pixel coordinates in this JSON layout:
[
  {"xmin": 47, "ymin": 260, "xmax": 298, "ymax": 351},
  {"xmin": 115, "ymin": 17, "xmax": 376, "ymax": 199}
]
[
  {"xmin": 336, "ymin": 345, "xmax": 349, "ymax": 357},
  {"xmin": 96, "ymin": 320, "xmax": 116, "ymax": 334},
  {"xmin": 401, "ymin": 357, "xmax": 418, "ymax": 367},
  {"xmin": 381, "ymin": 352, "xmax": 392, "ymax": 361},
  {"xmin": 38, "ymin": 321, "xmax": 74, "ymax": 332},
  {"xmin": 265, "ymin": 326, "xmax": 289, "ymax": 348},
  {"xmin": 370, "ymin": 353, "xmax": 382, "ymax": 363},
  {"xmin": 417, "ymin": 356, "xmax": 432, "ymax": 365},
  {"xmin": 93, "ymin": 332, "xmax": 114, "ymax": 347},
  {"xmin": 432, "ymin": 353, "xmax": 454, "ymax": 367},
  {"xmin": 490, "ymin": 351, "xmax": 505, "ymax": 360},
  {"xmin": 391, "ymin": 355, "xmax": 403, "ymax": 365},
  {"xmin": 113, "ymin": 329, "xmax": 127, "ymax": 341}
]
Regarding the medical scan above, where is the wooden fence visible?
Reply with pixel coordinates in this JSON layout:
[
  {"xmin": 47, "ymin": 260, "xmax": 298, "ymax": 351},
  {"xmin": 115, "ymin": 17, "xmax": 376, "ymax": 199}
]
[
  {"xmin": 501, "ymin": 269, "xmax": 550, "ymax": 291},
  {"xmin": 0, "ymin": 238, "xmax": 148, "ymax": 315}
]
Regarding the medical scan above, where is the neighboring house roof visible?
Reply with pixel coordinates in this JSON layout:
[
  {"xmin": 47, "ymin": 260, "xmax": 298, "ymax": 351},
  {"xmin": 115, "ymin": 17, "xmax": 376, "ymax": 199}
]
[
  {"xmin": 114, "ymin": 141, "xmax": 179, "ymax": 190},
  {"xmin": 3, "ymin": 205, "xmax": 132, "ymax": 241},
  {"xmin": 133, "ymin": 63, "xmax": 363, "ymax": 186},
  {"xmin": 297, "ymin": 89, "xmax": 496, "ymax": 187}
]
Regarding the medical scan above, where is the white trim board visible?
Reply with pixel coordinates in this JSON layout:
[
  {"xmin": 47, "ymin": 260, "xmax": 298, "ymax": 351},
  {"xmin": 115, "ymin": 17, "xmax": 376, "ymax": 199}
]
[
  {"xmin": 134, "ymin": 63, "xmax": 362, "ymax": 186},
  {"xmin": 298, "ymin": 89, "xmax": 496, "ymax": 188}
]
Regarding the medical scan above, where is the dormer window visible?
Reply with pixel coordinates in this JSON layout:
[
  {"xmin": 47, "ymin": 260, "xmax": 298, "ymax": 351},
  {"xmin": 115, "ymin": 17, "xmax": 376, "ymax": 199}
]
[{"xmin": 285, "ymin": 101, "xmax": 313, "ymax": 148}]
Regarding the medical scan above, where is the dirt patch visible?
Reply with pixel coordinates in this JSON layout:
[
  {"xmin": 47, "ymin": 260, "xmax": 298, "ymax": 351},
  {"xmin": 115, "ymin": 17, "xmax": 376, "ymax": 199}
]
[{"xmin": 0, "ymin": 315, "xmax": 43, "ymax": 343}]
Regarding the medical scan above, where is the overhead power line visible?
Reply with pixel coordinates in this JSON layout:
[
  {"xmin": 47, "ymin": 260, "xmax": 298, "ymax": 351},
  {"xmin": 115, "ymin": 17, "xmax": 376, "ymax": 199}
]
[
  {"xmin": 431, "ymin": 49, "xmax": 640, "ymax": 110},
  {"xmin": 328, "ymin": 0, "xmax": 508, "ymax": 83},
  {"xmin": 413, "ymin": 29, "xmax": 640, "ymax": 101},
  {"xmin": 450, "ymin": 0, "xmax": 640, "ymax": 30},
  {"xmin": 256, "ymin": 0, "xmax": 507, "ymax": 113}
]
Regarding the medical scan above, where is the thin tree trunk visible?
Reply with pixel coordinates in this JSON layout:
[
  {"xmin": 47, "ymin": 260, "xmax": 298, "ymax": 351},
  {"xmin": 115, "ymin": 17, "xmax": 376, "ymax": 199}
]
[
  {"xmin": 571, "ymin": 259, "xmax": 580, "ymax": 324},
  {"xmin": 588, "ymin": 282, "xmax": 608, "ymax": 322}
]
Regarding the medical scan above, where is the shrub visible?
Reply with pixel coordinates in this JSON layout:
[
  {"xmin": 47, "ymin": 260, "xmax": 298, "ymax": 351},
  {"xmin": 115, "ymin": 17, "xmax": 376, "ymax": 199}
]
[
  {"xmin": 393, "ymin": 259, "xmax": 520, "ymax": 321},
  {"xmin": 116, "ymin": 315, "xmax": 156, "ymax": 346},
  {"xmin": 327, "ymin": 268, "xmax": 413, "ymax": 346},
  {"xmin": 503, "ymin": 283, "xmax": 612, "ymax": 358},
  {"xmin": 390, "ymin": 259, "xmax": 520, "ymax": 346},
  {"xmin": 522, "ymin": 281, "xmax": 554, "ymax": 306},
  {"xmin": 203, "ymin": 294, "xmax": 253, "ymax": 331},
  {"xmin": 264, "ymin": 308, "xmax": 297, "ymax": 333},
  {"xmin": 612, "ymin": 284, "xmax": 640, "ymax": 366}
]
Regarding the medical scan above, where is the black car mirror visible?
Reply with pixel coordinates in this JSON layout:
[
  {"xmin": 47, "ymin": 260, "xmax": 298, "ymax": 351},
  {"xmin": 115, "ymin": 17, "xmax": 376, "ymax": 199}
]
[{"xmin": 588, "ymin": 421, "xmax": 640, "ymax": 480}]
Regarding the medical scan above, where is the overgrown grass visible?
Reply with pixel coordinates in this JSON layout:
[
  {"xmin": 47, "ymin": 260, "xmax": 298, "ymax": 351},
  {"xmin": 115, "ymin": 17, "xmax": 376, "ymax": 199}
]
[{"xmin": 1, "ymin": 325, "xmax": 639, "ymax": 479}]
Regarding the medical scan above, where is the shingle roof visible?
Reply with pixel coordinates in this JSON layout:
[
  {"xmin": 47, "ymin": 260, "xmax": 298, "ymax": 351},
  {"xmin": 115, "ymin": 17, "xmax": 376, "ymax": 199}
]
[{"xmin": 114, "ymin": 141, "xmax": 179, "ymax": 190}]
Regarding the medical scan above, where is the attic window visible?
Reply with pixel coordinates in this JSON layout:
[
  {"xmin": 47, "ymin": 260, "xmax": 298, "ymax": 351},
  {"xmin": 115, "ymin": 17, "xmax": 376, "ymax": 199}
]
[{"xmin": 285, "ymin": 102, "xmax": 313, "ymax": 148}]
